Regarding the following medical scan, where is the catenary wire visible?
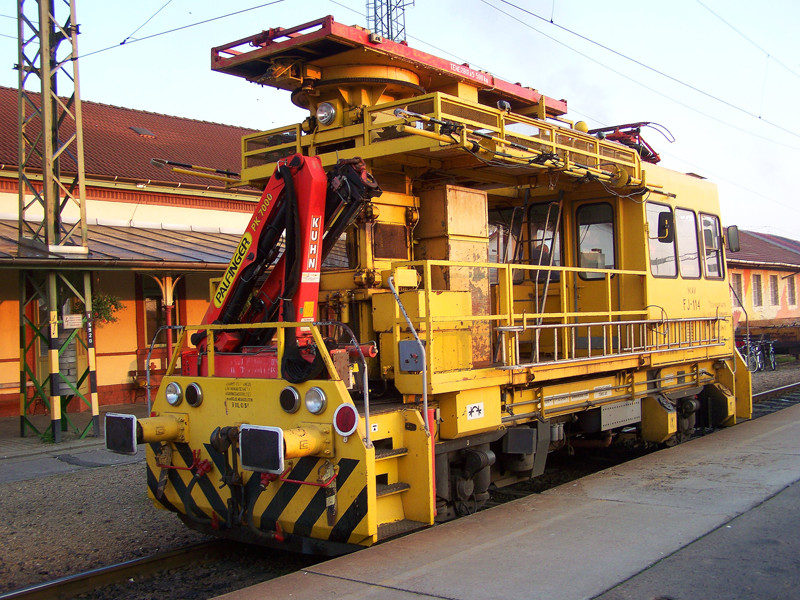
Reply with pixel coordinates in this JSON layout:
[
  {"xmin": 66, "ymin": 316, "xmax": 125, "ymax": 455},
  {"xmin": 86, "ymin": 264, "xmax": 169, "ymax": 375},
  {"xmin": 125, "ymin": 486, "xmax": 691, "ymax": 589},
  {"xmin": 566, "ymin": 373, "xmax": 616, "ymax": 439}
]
[
  {"xmin": 76, "ymin": 0, "xmax": 286, "ymax": 60},
  {"xmin": 476, "ymin": 0, "xmax": 800, "ymax": 153},
  {"xmin": 332, "ymin": 0, "xmax": 791, "ymax": 151},
  {"xmin": 338, "ymin": 0, "xmax": 800, "ymax": 226},
  {"xmin": 487, "ymin": 0, "xmax": 800, "ymax": 141},
  {"xmin": 695, "ymin": 0, "xmax": 800, "ymax": 81},
  {"xmin": 121, "ymin": 0, "xmax": 176, "ymax": 45}
]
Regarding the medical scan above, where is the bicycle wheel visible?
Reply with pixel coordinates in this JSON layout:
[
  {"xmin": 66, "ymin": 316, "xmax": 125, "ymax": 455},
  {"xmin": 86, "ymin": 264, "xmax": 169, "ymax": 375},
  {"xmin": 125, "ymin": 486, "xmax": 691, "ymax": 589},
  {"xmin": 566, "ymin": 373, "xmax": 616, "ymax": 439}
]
[
  {"xmin": 756, "ymin": 348, "xmax": 766, "ymax": 371},
  {"xmin": 746, "ymin": 350, "xmax": 758, "ymax": 372},
  {"xmin": 769, "ymin": 350, "xmax": 777, "ymax": 371}
]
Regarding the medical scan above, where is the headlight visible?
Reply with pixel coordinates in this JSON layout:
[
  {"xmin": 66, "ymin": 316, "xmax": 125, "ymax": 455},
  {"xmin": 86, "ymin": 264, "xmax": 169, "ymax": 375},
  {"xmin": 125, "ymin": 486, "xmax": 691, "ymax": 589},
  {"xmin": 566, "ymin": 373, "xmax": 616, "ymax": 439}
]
[
  {"xmin": 279, "ymin": 386, "xmax": 301, "ymax": 414},
  {"xmin": 305, "ymin": 386, "xmax": 327, "ymax": 414},
  {"xmin": 165, "ymin": 382, "xmax": 182, "ymax": 406},
  {"xmin": 315, "ymin": 102, "xmax": 337, "ymax": 126},
  {"xmin": 185, "ymin": 382, "xmax": 203, "ymax": 407}
]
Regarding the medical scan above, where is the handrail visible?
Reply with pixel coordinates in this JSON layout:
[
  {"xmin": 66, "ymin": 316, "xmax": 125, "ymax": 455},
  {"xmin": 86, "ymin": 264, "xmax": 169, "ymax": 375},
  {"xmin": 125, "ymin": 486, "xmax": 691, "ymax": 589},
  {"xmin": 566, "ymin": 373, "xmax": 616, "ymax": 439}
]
[
  {"xmin": 145, "ymin": 325, "xmax": 185, "ymax": 413},
  {"xmin": 313, "ymin": 320, "xmax": 374, "ymax": 449},
  {"xmin": 387, "ymin": 275, "xmax": 430, "ymax": 435}
]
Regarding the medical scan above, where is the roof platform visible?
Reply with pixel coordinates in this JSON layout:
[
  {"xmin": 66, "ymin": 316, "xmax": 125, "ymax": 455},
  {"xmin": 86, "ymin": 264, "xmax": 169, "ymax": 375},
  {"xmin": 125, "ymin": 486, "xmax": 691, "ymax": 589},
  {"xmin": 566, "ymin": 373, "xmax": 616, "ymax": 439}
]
[{"xmin": 211, "ymin": 16, "xmax": 567, "ymax": 117}]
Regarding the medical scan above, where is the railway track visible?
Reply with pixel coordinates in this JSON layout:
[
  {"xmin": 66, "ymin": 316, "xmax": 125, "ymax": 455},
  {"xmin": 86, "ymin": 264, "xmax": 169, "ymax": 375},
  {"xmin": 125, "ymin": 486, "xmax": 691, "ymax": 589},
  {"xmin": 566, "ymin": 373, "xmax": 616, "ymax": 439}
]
[
  {"xmin": 0, "ymin": 541, "xmax": 227, "ymax": 600},
  {"xmin": 752, "ymin": 381, "xmax": 800, "ymax": 418},
  {"xmin": 0, "ymin": 537, "xmax": 320, "ymax": 600}
]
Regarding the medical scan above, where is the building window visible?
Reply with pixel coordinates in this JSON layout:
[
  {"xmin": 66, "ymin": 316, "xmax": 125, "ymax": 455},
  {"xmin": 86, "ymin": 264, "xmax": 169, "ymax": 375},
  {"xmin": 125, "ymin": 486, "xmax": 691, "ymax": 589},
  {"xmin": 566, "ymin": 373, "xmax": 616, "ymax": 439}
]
[
  {"xmin": 577, "ymin": 203, "xmax": 616, "ymax": 280},
  {"xmin": 646, "ymin": 202, "xmax": 676, "ymax": 277},
  {"xmin": 769, "ymin": 275, "xmax": 779, "ymax": 306},
  {"xmin": 789, "ymin": 276, "xmax": 797, "ymax": 306},
  {"xmin": 731, "ymin": 273, "xmax": 743, "ymax": 307},
  {"xmin": 752, "ymin": 273, "xmax": 763, "ymax": 307}
]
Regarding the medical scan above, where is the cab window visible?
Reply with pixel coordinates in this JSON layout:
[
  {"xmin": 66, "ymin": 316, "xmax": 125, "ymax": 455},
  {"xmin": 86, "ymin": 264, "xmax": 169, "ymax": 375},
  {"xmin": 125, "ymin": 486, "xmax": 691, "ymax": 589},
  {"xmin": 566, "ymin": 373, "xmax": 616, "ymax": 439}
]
[
  {"xmin": 700, "ymin": 213, "xmax": 723, "ymax": 279},
  {"xmin": 577, "ymin": 203, "xmax": 615, "ymax": 280},
  {"xmin": 675, "ymin": 208, "xmax": 700, "ymax": 278},
  {"xmin": 646, "ymin": 202, "xmax": 676, "ymax": 277}
]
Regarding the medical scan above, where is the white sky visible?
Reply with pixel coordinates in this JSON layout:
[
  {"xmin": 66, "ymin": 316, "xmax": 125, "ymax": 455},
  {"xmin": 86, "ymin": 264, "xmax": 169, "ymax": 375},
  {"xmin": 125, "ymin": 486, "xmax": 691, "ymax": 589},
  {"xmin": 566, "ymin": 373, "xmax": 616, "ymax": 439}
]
[{"xmin": 2, "ymin": 0, "xmax": 799, "ymax": 237}]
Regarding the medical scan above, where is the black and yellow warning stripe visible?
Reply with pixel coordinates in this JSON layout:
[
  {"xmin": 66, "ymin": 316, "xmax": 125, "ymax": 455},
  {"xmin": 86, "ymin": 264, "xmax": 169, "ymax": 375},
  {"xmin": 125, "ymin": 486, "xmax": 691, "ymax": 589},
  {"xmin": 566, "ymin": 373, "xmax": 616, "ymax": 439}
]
[{"xmin": 146, "ymin": 444, "xmax": 368, "ymax": 546}]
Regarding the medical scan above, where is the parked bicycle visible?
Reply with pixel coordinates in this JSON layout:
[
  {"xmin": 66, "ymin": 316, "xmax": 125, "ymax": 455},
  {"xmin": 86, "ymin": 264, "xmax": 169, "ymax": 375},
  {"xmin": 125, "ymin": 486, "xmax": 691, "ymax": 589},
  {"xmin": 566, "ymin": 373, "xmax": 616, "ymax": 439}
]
[
  {"xmin": 761, "ymin": 339, "xmax": 778, "ymax": 371},
  {"xmin": 746, "ymin": 340, "xmax": 764, "ymax": 372},
  {"xmin": 742, "ymin": 338, "xmax": 778, "ymax": 372}
]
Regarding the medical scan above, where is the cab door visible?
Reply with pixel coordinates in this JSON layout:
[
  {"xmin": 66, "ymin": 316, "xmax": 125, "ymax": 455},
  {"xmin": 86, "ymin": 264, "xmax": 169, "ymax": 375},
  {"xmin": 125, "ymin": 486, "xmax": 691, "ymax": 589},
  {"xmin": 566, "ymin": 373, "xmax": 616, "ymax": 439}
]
[{"xmin": 572, "ymin": 201, "xmax": 620, "ymax": 354}]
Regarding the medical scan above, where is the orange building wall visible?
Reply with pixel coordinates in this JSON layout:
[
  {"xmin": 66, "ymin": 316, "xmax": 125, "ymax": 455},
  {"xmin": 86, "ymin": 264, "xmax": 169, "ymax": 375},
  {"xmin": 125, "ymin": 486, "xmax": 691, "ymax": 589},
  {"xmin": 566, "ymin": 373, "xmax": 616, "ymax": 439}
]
[
  {"xmin": 0, "ymin": 269, "xmax": 222, "ymax": 417},
  {"xmin": 730, "ymin": 266, "xmax": 800, "ymax": 330},
  {"xmin": 94, "ymin": 271, "xmax": 138, "ymax": 388},
  {"xmin": 0, "ymin": 276, "xmax": 20, "ymax": 398}
]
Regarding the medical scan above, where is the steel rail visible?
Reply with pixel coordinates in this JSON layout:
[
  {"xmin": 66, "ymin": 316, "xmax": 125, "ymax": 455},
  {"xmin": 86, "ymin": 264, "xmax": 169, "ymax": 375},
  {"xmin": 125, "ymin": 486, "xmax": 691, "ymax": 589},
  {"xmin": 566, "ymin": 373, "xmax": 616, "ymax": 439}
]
[
  {"xmin": 753, "ymin": 380, "xmax": 800, "ymax": 403},
  {"xmin": 0, "ymin": 541, "xmax": 225, "ymax": 600}
]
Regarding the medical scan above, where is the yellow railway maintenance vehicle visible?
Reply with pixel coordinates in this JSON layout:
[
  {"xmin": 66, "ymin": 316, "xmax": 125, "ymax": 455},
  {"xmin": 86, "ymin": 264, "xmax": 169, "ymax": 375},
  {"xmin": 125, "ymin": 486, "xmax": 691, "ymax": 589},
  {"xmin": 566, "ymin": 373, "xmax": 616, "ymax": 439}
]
[{"xmin": 106, "ymin": 16, "xmax": 750, "ymax": 554}]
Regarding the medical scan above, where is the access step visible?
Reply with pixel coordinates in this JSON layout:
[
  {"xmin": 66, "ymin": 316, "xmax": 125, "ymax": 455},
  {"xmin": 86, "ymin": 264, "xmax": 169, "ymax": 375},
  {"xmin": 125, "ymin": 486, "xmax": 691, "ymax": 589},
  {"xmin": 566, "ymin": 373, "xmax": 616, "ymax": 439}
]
[
  {"xmin": 376, "ymin": 482, "xmax": 411, "ymax": 497},
  {"xmin": 377, "ymin": 519, "xmax": 427, "ymax": 540},
  {"xmin": 375, "ymin": 447, "xmax": 408, "ymax": 461}
]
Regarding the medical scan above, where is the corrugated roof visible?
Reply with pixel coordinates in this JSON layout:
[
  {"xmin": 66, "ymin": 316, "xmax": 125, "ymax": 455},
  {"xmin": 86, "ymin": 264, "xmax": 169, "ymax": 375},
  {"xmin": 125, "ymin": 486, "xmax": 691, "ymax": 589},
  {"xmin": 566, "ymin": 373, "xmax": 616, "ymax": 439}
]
[
  {"xmin": 0, "ymin": 85, "xmax": 256, "ymax": 188},
  {"xmin": 0, "ymin": 220, "xmax": 349, "ymax": 271},
  {"xmin": 729, "ymin": 230, "xmax": 800, "ymax": 268},
  {"xmin": 0, "ymin": 220, "xmax": 239, "ymax": 270}
]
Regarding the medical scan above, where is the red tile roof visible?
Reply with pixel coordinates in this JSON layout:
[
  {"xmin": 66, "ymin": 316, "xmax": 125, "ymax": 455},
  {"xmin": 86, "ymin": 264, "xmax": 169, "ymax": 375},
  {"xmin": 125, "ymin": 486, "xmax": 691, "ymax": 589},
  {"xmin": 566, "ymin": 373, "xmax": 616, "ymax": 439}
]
[
  {"xmin": 729, "ymin": 230, "xmax": 800, "ymax": 268},
  {"xmin": 0, "ymin": 85, "xmax": 256, "ymax": 188}
]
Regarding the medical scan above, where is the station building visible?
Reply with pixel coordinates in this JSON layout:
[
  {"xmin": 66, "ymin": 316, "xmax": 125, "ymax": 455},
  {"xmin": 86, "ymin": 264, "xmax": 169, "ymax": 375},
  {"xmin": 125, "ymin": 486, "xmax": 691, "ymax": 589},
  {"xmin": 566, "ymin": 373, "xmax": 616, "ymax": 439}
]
[
  {"xmin": 0, "ymin": 85, "xmax": 258, "ymax": 417},
  {"xmin": 727, "ymin": 230, "xmax": 800, "ymax": 344}
]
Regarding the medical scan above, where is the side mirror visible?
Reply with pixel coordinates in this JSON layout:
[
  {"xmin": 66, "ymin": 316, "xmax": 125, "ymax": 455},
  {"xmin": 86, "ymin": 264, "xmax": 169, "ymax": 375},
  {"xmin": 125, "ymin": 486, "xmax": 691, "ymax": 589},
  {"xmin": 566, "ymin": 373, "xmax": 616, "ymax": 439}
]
[
  {"xmin": 726, "ymin": 225, "xmax": 741, "ymax": 252},
  {"xmin": 657, "ymin": 212, "xmax": 674, "ymax": 244}
]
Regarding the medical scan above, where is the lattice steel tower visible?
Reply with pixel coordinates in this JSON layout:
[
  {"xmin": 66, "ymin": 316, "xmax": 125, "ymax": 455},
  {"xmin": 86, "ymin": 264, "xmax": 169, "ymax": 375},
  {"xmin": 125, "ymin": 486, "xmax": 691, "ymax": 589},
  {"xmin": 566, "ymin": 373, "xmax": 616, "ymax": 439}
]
[
  {"xmin": 17, "ymin": 0, "xmax": 99, "ymax": 442},
  {"xmin": 366, "ymin": 0, "xmax": 413, "ymax": 42}
]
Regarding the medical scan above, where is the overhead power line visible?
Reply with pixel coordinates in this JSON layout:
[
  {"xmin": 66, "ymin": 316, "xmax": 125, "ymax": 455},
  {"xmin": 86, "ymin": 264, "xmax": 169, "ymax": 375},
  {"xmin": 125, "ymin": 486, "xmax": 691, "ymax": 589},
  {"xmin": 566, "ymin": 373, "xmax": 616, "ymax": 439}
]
[
  {"xmin": 695, "ymin": 0, "xmax": 800, "ymax": 82},
  {"xmin": 121, "ymin": 0, "xmax": 176, "ymax": 46},
  {"xmin": 327, "ymin": 0, "xmax": 800, "ymax": 153},
  {"xmin": 488, "ymin": 0, "xmax": 800, "ymax": 141},
  {"xmin": 78, "ymin": 0, "xmax": 286, "ymax": 60},
  {"xmin": 478, "ymin": 0, "xmax": 800, "ymax": 153}
]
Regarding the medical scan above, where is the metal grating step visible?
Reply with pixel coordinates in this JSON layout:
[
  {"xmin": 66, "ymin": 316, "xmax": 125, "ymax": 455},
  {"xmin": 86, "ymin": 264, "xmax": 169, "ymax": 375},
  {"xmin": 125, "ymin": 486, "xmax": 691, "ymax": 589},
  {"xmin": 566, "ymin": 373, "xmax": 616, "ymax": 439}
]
[
  {"xmin": 375, "ymin": 447, "xmax": 408, "ymax": 461},
  {"xmin": 376, "ymin": 482, "xmax": 411, "ymax": 497},
  {"xmin": 378, "ymin": 519, "xmax": 427, "ymax": 540}
]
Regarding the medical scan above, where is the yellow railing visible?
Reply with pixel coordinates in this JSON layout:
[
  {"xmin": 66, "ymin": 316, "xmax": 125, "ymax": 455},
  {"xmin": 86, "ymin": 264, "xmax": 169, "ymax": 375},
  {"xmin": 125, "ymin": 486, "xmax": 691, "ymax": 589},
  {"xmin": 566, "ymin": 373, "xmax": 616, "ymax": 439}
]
[
  {"xmin": 386, "ymin": 260, "xmax": 727, "ymax": 378},
  {"xmin": 239, "ymin": 92, "xmax": 643, "ymax": 187}
]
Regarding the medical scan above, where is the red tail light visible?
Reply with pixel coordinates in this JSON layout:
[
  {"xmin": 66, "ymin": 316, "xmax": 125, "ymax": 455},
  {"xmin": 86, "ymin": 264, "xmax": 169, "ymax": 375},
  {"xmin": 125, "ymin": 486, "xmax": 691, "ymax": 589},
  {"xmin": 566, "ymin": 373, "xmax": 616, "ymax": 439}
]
[{"xmin": 333, "ymin": 403, "xmax": 359, "ymax": 437}]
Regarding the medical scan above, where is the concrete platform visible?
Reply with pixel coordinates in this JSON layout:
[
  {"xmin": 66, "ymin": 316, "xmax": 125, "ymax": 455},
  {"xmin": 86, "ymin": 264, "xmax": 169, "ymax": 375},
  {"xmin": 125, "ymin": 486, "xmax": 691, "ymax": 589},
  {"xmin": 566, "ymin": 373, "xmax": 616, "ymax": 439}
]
[
  {"xmin": 0, "ymin": 403, "xmax": 149, "ymax": 483},
  {"xmin": 216, "ymin": 404, "xmax": 800, "ymax": 600}
]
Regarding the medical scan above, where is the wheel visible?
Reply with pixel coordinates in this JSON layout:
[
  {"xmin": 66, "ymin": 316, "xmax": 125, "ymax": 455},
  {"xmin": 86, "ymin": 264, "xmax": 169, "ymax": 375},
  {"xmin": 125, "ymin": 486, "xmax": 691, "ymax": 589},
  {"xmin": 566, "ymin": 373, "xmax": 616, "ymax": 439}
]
[
  {"xmin": 756, "ymin": 347, "xmax": 766, "ymax": 371},
  {"xmin": 769, "ymin": 350, "xmax": 777, "ymax": 371}
]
